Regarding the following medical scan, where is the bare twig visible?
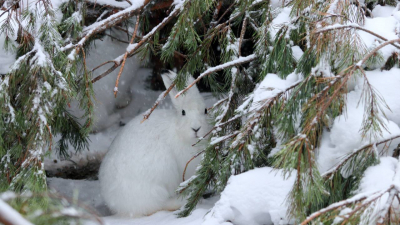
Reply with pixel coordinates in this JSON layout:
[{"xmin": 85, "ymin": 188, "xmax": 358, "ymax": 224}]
[
  {"xmin": 238, "ymin": 17, "xmax": 248, "ymax": 57},
  {"xmin": 114, "ymin": 15, "xmax": 140, "ymax": 97},
  {"xmin": 90, "ymin": 3, "xmax": 182, "ymax": 83},
  {"xmin": 104, "ymin": 33, "xmax": 130, "ymax": 44},
  {"xmin": 141, "ymin": 82, "xmax": 176, "ymax": 123},
  {"xmin": 315, "ymin": 25, "xmax": 400, "ymax": 50},
  {"xmin": 175, "ymin": 54, "xmax": 256, "ymax": 98},
  {"xmin": 182, "ymin": 149, "xmax": 205, "ymax": 182},
  {"xmin": 192, "ymin": 115, "xmax": 241, "ymax": 147}
]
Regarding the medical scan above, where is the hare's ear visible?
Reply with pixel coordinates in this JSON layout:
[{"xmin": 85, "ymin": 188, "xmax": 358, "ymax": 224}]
[{"xmin": 161, "ymin": 70, "xmax": 204, "ymax": 109}]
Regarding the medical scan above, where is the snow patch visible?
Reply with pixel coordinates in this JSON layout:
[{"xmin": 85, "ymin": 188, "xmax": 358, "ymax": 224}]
[{"xmin": 203, "ymin": 167, "xmax": 296, "ymax": 225}]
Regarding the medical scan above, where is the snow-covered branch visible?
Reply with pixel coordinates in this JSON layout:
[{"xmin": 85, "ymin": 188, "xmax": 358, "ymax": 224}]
[
  {"xmin": 323, "ymin": 134, "xmax": 400, "ymax": 179},
  {"xmin": 91, "ymin": 2, "xmax": 183, "ymax": 83},
  {"xmin": 65, "ymin": 0, "xmax": 150, "ymax": 55},
  {"xmin": 141, "ymin": 82, "xmax": 176, "ymax": 122},
  {"xmin": 315, "ymin": 24, "xmax": 400, "ymax": 50},
  {"xmin": 0, "ymin": 199, "xmax": 33, "ymax": 225},
  {"xmin": 175, "ymin": 54, "xmax": 256, "ymax": 98}
]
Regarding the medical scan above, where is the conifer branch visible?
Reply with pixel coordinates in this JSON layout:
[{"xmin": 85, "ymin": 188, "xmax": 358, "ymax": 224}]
[
  {"xmin": 315, "ymin": 24, "xmax": 400, "ymax": 50},
  {"xmin": 323, "ymin": 134, "xmax": 400, "ymax": 179},
  {"xmin": 238, "ymin": 17, "xmax": 248, "ymax": 57},
  {"xmin": 358, "ymin": 38, "xmax": 400, "ymax": 66},
  {"xmin": 300, "ymin": 187, "xmax": 391, "ymax": 225}
]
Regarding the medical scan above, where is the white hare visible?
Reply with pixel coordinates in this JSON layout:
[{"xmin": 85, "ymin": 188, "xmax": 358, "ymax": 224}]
[{"xmin": 99, "ymin": 70, "xmax": 210, "ymax": 217}]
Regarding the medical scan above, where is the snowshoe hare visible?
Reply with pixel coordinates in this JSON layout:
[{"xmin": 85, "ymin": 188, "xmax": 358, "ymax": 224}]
[{"xmin": 99, "ymin": 71, "xmax": 210, "ymax": 217}]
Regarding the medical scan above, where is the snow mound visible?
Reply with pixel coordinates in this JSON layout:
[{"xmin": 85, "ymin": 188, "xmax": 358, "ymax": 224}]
[
  {"xmin": 202, "ymin": 167, "xmax": 295, "ymax": 225},
  {"xmin": 353, "ymin": 157, "xmax": 400, "ymax": 224},
  {"xmin": 357, "ymin": 157, "xmax": 398, "ymax": 194},
  {"xmin": 357, "ymin": 14, "xmax": 399, "ymax": 61},
  {"xmin": 250, "ymin": 73, "xmax": 299, "ymax": 112},
  {"xmin": 318, "ymin": 68, "xmax": 400, "ymax": 175}
]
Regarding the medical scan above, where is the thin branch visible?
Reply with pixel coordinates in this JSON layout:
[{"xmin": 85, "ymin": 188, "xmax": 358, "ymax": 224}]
[
  {"xmin": 359, "ymin": 38, "xmax": 400, "ymax": 66},
  {"xmin": 104, "ymin": 33, "xmax": 130, "ymax": 44},
  {"xmin": 182, "ymin": 149, "xmax": 205, "ymax": 182},
  {"xmin": 192, "ymin": 115, "xmax": 241, "ymax": 147},
  {"xmin": 113, "ymin": 15, "xmax": 140, "ymax": 97},
  {"xmin": 175, "ymin": 54, "xmax": 256, "ymax": 98},
  {"xmin": 91, "ymin": 60, "xmax": 115, "ymax": 74},
  {"xmin": 323, "ymin": 134, "xmax": 400, "ymax": 179},
  {"xmin": 315, "ymin": 24, "xmax": 400, "ymax": 50},
  {"xmin": 90, "ymin": 3, "xmax": 183, "ymax": 83},
  {"xmin": 141, "ymin": 82, "xmax": 176, "ymax": 122},
  {"xmin": 238, "ymin": 17, "xmax": 248, "ymax": 57},
  {"xmin": 63, "ymin": 0, "xmax": 151, "ymax": 52}
]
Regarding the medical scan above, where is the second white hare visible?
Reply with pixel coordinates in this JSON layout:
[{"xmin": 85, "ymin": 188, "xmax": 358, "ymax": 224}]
[{"xmin": 99, "ymin": 70, "xmax": 210, "ymax": 217}]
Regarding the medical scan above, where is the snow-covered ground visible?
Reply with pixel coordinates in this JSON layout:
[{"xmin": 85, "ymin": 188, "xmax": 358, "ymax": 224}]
[
  {"xmin": 84, "ymin": 196, "xmax": 218, "ymax": 225},
  {"xmin": 48, "ymin": 169, "xmax": 295, "ymax": 225}
]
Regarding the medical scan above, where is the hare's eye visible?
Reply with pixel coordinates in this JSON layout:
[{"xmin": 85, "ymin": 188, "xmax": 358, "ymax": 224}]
[
  {"xmin": 205, "ymin": 108, "xmax": 208, "ymax": 114},
  {"xmin": 182, "ymin": 110, "xmax": 186, "ymax": 116}
]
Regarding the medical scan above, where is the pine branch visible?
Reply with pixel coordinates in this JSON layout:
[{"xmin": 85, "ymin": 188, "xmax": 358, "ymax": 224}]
[
  {"xmin": 323, "ymin": 134, "xmax": 400, "ymax": 179},
  {"xmin": 315, "ymin": 24, "xmax": 400, "ymax": 50},
  {"xmin": 300, "ymin": 187, "xmax": 390, "ymax": 224}
]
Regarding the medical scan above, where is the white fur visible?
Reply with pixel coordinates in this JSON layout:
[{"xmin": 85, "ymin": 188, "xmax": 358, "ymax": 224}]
[{"xmin": 99, "ymin": 71, "xmax": 210, "ymax": 217}]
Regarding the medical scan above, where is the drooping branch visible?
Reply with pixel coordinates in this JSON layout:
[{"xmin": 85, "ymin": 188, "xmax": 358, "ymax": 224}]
[
  {"xmin": 358, "ymin": 38, "xmax": 400, "ymax": 66},
  {"xmin": 91, "ymin": 3, "xmax": 183, "ymax": 83},
  {"xmin": 323, "ymin": 134, "xmax": 400, "ymax": 179},
  {"xmin": 64, "ymin": 0, "xmax": 151, "ymax": 53},
  {"xmin": 300, "ymin": 186, "xmax": 393, "ymax": 225},
  {"xmin": 315, "ymin": 24, "xmax": 400, "ymax": 50}
]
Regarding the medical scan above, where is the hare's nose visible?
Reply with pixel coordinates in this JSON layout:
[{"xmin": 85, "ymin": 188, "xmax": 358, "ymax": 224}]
[{"xmin": 192, "ymin": 127, "xmax": 201, "ymax": 132}]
